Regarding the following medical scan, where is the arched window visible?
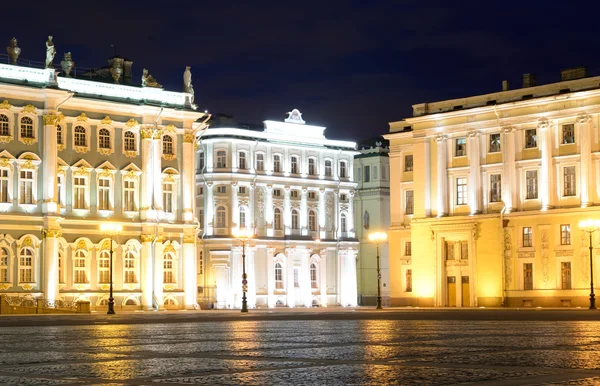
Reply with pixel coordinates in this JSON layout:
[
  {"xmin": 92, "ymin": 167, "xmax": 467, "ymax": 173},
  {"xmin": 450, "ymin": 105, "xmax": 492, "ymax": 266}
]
[
  {"xmin": 19, "ymin": 248, "xmax": 33, "ymax": 283},
  {"xmin": 125, "ymin": 299, "xmax": 137, "ymax": 306},
  {"xmin": 256, "ymin": 153, "xmax": 264, "ymax": 171},
  {"xmin": 216, "ymin": 150, "xmax": 226, "ymax": 168},
  {"xmin": 0, "ymin": 114, "xmax": 9, "ymax": 136},
  {"xmin": 310, "ymin": 263, "xmax": 318, "ymax": 288},
  {"xmin": 325, "ymin": 160, "xmax": 333, "ymax": 177},
  {"xmin": 123, "ymin": 179, "xmax": 136, "ymax": 212},
  {"xmin": 124, "ymin": 131, "xmax": 136, "ymax": 152},
  {"xmin": 238, "ymin": 151, "xmax": 247, "ymax": 169},
  {"xmin": 339, "ymin": 161, "xmax": 347, "ymax": 178},
  {"xmin": 0, "ymin": 168, "xmax": 8, "ymax": 203},
  {"xmin": 124, "ymin": 251, "xmax": 136, "ymax": 283},
  {"xmin": 163, "ymin": 252, "xmax": 175, "ymax": 283},
  {"xmin": 273, "ymin": 155, "xmax": 281, "ymax": 173},
  {"xmin": 0, "ymin": 247, "xmax": 8, "ymax": 282},
  {"xmin": 216, "ymin": 206, "xmax": 226, "ymax": 228},
  {"xmin": 162, "ymin": 135, "xmax": 173, "ymax": 155},
  {"xmin": 20, "ymin": 117, "xmax": 33, "ymax": 138},
  {"xmin": 73, "ymin": 249, "xmax": 87, "ymax": 283},
  {"xmin": 98, "ymin": 250, "xmax": 110, "ymax": 284},
  {"xmin": 308, "ymin": 158, "xmax": 316, "ymax": 175},
  {"xmin": 291, "ymin": 156, "xmax": 299, "ymax": 174},
  {"xmin": 163, "ymin": 181, "xmax": 174, "ymax": 213},
  {"xmin": 56, "ymin": 124, "xmax": 63, "ymax": 145},
  {"xmin": 164, "ymin": 298, "xmax": 176, "ymax": 305},
  {"xmin": 275, "ymin": 262, "xmax": 283, "ymax": 289},
  {"xmin": 98, "ymin": 128, "xmax": 111, "ymax": 149},
  {"xmin": 308, "ymin": 210, "xmax": 317, "ymax": 231},
  {"xmin": 74, "ymin": 126, "xmax": 86, "ymax": 147},
  {"xmin": 239, "ymin": 206, "xmax": 247, "ymax": 229},
  {"xmin": 274, "ymin": 208, "xmax": 282, "ymax": 230},
  {"xmin": 341, "ymin": 213, "xmax": 347, "ymax": 233},
  {"xmin": 291, "ymin": 209, "xmax": 299, "ymax": 229}
]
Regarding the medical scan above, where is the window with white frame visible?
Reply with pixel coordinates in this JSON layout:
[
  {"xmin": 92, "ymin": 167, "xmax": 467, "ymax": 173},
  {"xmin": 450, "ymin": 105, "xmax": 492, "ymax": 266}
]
[
  {"xmin": 489, "ymin": 133, "xmax": 501, "ymax": 153},
  {"xmin": 561, "ymin": 224, "xmax": 571, "ymax": 245},
  {"xmin": 291, "ymin": 156, "xmax": 299, "ymax": 174},
  {"xmin": 341, "ymin": 213, "xmax": 347, "ymax": 233},
  {"xmin": 162, "ymin": 135, "xmax": 174, "ymax": 155},
  {"xmin": 310, "ymin": 263, "xmax": 318, "ymax": 288},
  {"xmin": 405, "ymin": 190, "xmax": 414, "ymax": 215},
  {"xmin": 523, "ymin": 227, "xmax": 533, "ymax": 247},
  {"xmin": 0, "ymin": 247, "xmax": 8, "ymax": 282},
  {"xmin": 163, "ymin": 182, "xmax": 174, "ymax": 213},
  {"xmin": 20, "ymin": 117, "xmax": 33, "ymax": 139},
  {"xmin": 455, "ymin": 137, "xmax": 467, "ymax": 157},
  {"xmin": 290, "ymin": 190, "xmax": 299, "ymax": 198},
  {"xmin": 216, "ymin": 206, "xmax": 226, "ymax": 228},
  {"xmin": 456, "ymin": 177, "xmax": 467, "ymax": 205},
  {"xmin": 490, "ymin": 174, "xmax": 501, "ymax": 203},
  {"xmin": 216, "ymin": 150, "xmax": 226, "ymax": 168},
  {"xmin": 0, "ymin": 168, "xmax": 9, "ymax": 203},
  {"xmin": 405, "ymin": 155, "xmax": 413, "ymax": 172},
  {"xmin": 198, "ymin": 250, "xmax": 203, "ymax": 275},
  {"xmin": 239, "ymin": 206, "xmax": 247, "ymax": 229},
  {"xmin": 273, "ymin": 189, "xmax": 282, "ymax": 197},
  {"xmin": 255, "ymin": 153, "xmax": 264, "ymax": 171},
  {"xmin": 373, "ymin": 166, "xmax": 378, "ymax": 180},
  {"xmin": 124, "ymin": 251, "xmax": 136, "ymax": 283},
  {"xmin": 19, "ymin": 247, "xmax": 33, "ymax": 283},
  {"xmin": 340, "ymin": 193, "xmax": 347, "ymax": 201},
  {"xmin": 563, "ymin": 166, "xmax": 576, "ymax": 196},
  {"xmin": 238, "ymin": 151, "xmax": 247, "ymax": 169},
  {"xmin": 216, "ymin": 185, "xmax": 227, "ymax": 194},
  {"xmin": 19, "ymin": 170, "xmax": 34, "ymax": 205},
  {"xmin": 98, "ymin": 250, "xmax": 109, "ymax": 283},
  {"xmin": 325, "ymin": 160, "xmax": 332, "ymax": 177},
  {"xmin": 364, "ymin": 165, "xmax": 371, "ymax": 182},
  {"xmin": 198, "ymin": 152, "xmax": 205, "ymax": 171},
  {"xmin": 238, "ymin": 186, "xmax": 246, "ymax": 194},
  {"xmin": 56, "ymin": 124, "xmax": 63, "ymax": 146},
  {"xmin": 339, "ymin": 161, "xmax": 347, "ymax": 178},
  {"xmin": 273, "ymin": 154, "xmax": 281, "ymax": 172},
  {"xmin": 98, "ymin": 177, "xmax": 111, "ymax": 211},
  {"xmin": 308, "ymin": 158, "xmax": 316, "ymax": 175},
  {"xmin": 525, "ymin": 129, "xmax": 537, "ymax": 148},
  {"xmin": 308, "ymin": 210, "xmax": 317, "ymax": 231},
  {"xmin": 562, "ymin": 123, "xmax": 575, "ymax": 144},
  {"xmin": 274, "ymin": 208, "xmax": 282, "ymax": 230},
  {"xmin": 74, "ymin": 126, "xmax": 87, "ymax": 147},
  {"xmin": 73, "ymin": 176, "xmax": 86, "ymax": 209},
  {"xmin": 163, "ymin": 252, "xmax": 175, "ymax": 283},
  {"xmin": 98, "ymin": 128, "xmax": 111, "ymax": 150},
  {"xmin": 308, "ymin": 191, "xmax": 316, "ymax": 199},
  {"xmin": 123, "ymin": 179, "xmax": 136, "ymax": 212},
  {"xmin": 526, "ymin": 170, "xmax": 538, "ymax": 199},
  {"xmin": 0, "ymin": 114, "xmax": 9, "ymax": 136},
  {"xmin": 73, "ymin": 249, "xmax": 87, "ymax": 283},
  {"xmin": 124, "ymin": 131, "xmax": 136, "ymax": 152},
  {"xmin": 291, "ymin": 209, "xmax": 299, "ymax": 229},
  {"xmin": 275, "ymin": 262, "xmax": 283, "ymax": 289}
]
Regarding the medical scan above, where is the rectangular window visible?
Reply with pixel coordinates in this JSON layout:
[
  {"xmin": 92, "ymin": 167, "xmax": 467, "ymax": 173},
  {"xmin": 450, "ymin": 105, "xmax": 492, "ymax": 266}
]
[
  {"xmin": 291, "ymin": 157, "xmax": 298, "ymax": 174},
  {"xmin": 198, "ymin": 152, "xmax": 205, "ymax": 172},
  {"xmin": 523, "ymin": 263, "xmax": 533, "ymax": 290},
  {"xmin": 325, "ymin": 161, "xmax": 333, "ymax": 177},
  {"xmin": 216, "ymin": 151, "xmax": 227, "ymax": 168},
  {"xmin": 364, "ymin": 166, "xmax": 371, "ymax": 182},
  {"xmin": 217, "ymin": 185, "xmax": 227, "ymax": 194},
  {"xmin": 238, "ymin": 186, "xmax": 246, "ymax": 194},
  {"xmin": 273, "ymin": 155, "xmax": 281, "ymax": 173},
  {"xmin": 456, "ymin": 177, "xmax": 467, "ymax": 205},
  {"xmin": 19, "ymin": 253, "xmax": 32, "ymax": 282},
  {"xmin": 561, "ymin": 224, "xmax": 571, "ymax": 245},
  {"xmin": 308, "ymin": 159, "xmax": 316, "ymax": 175},
  {"xmin": 405, "ymin": 241, "xmax": 412, "ymax": 256},
  {"xmin": 273, "ymin": 189, "xmax": 281, "ymax": 197},
  {"xmin": 445, "ymin": 241, "xmax": 455, "ymax": 260},
  {"xmin": 562, "ymin": 123, "xmax": 575, "ymax": 144},
  {"xmin": 523, "ymin": 227, "xmax": 533, "ymax": 247},
  {"xmin": 489, "ymin": 133, "xmax": 501, "ymax": 153},
  {"xmin": 526, "ymin": 170, "xmax": 538, "ymax": 199},
  {"xmin": 163, "ymin": 183, "xmax": 173, "ymax": 213},
  {"xmin": 256, "ymin": 153, "xmax": 264, "ymax": 171},
  {"xmin": 198, "ymin": 209, "xmax": 204, "ymax": 228},
  {"xmin": 405, "ymin": 190, "xmax": 414, "ymax": 215},
  {"xmin": 294, "ymin": 268, "xmax": 299, "ymax": 288},
  {"xmin": 19, "ymin": 170, "xmax": 34, "ymax": 205},
  {"xmin": 0, "ymin": 169, "xmax": 8, "ymax": 203},
  {"xmin": 564, "ymin": 166, "xmax": 576, "ymax": 196},
  {"xmin": 98, "ymin": 178, "xmax": 110, "ymax": 211},
  {"xmin": 460, "ymin": 241, "xmax": 468, "ymax": 260},
  {"xmin": 198, "ymin": 251, "xmax": 203, "ymax": 275},
  {"xmin": 490, "ymin": 174, "xmax": 501, "ymax": 203},
  {"xmin": 73, "ymin": 177, "xmax": 85, "ymax": 209},
  {"xmin": 405, "ymin": 155, "xmax": 413, "ymax": 172},
  {"xmin": 525, "ymin": 129, "xmax": 537, "ymax": 148},
  {"xmin": 124, "ymin": 180, "xmax": 135, "ymax": 212},
  {"xmin": 339, "ymin": 161, "xmax": 347, "ymax": 178},
  {"xmin": 356, "ymin": 167, "xmax": 362, "ymax": 182},
  {"xmin": 238, "ymin": 152, "xmax": 247, "ymax": 169},
  {"xmin": 455, "ymin": 137, "xmax": 467, "ymax": 157},
  {"xmin": 308, "ymin": 191, "xmax": 317, "ymax": 199},
  {"xmin": 405, "ymin": 269, "xmax": 412, "ymax": 292},
  {"xmin": 561, "ymin": 262, "xmax": 572, "ymax": 290}
]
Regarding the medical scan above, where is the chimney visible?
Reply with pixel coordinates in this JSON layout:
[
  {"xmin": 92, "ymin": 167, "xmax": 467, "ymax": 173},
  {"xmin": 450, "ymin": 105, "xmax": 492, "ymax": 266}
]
[
  {"xmin": 522, "ymin": 73, "xmax": 536, "ymax": 88},
  {"xmin": 502, "ymin": 80, "xmax": 510, "ymax": 91},
  {"xmin": 561, "ymin": 66, "xmax": 588, "ymax": 81},
  {"xmin": 123, "ymin": 59, "xmax": 133, "ymax": 85}
]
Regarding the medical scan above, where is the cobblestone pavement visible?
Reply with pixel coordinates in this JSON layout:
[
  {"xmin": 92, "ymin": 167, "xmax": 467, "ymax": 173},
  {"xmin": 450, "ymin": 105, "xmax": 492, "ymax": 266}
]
[{"xmin": 1, "ymin": 312, "xmax": 600, "ymax": 385}]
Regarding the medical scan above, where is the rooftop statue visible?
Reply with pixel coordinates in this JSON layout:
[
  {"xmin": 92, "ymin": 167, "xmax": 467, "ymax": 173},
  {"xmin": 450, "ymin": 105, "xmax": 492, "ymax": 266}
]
[
  {"xmin": 61, "ymin": 52, "xmax": 74, "ymax": 77},
  {"xmin": 183, "ymin": 66, "xmax": 194, "ymax": 103},
  {"xmin": 45, "ymin": 36, "xmax": 56, "ymax": 68},
  {"xmin": 7, "ymin": 38, "xmax": 20, "ymax": 65},
  {"xmin": 142, "ymin": 68, "xmax": 161, "ymax": 88}
]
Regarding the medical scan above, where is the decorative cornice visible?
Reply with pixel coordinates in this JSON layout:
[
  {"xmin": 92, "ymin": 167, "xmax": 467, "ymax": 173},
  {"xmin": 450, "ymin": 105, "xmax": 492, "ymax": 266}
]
[
  {"xmin": 164, "ymin": 124, "xmax": 176, "ymax": 133},
  {"xmin": 76, "ymin": 113, "xmax": 89, "ymax": 122},
  {"xmin": 21, "ymin": 105, "xmax": 36, "ymax": 114},
  {"xmin": 125, "ymin": 118, "xmax": 139, "ymax": 127},
  {"xmin": 537, "ymin": 117, "xmax": 550, "ymax": 130},
  {"xmin": 101, "ymin": 116, "xmax": 112, "ymax": 125},
  {"xmin": 183, "ymin": 133, "xmax": 195, "ymax": 143},
  {"xmin": 0, "ymin": 100, "xmax": 11, "ymax": 110},
  {"xmin": 577, "ymin": 112, "xmax": 591, "ymax": 124}
]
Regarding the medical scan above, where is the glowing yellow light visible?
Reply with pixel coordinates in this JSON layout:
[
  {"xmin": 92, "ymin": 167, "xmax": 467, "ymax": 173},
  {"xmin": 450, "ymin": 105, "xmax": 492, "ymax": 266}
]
[
  {"xmin": 579, "ymin": 219, "xmax": 600, "ymax": 231},
  {"xmin": 368, "ymin": 232, "xmax": 387, "ymax": 242},
  {"xmin": 100, "ymin": 223, "xmax": 123, "ymax": 234},
  {"xmin": 233, "ymin": 228, "xmax": 254, "ymax": 239}
]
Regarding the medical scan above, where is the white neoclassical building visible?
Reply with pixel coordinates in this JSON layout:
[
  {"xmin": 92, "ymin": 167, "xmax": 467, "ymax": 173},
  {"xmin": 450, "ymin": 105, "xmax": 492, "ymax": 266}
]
[
  {"xmin": 0, "ymin": 54, "xmax": 207, "ymax": 310},
  {"xmin": 196, "ymin": 110, "xmax": 359, "ymax": 309}
]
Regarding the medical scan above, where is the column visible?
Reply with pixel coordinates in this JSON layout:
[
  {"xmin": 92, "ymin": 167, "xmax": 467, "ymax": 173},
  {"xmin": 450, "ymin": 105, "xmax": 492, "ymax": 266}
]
[
  {"xmin": 347, "ymin": 191, "xmax": 355, "ymax": 238},
  {"xmin": 265, "ymin": 185, "xmax": 274, "ymax": 237},
  {"xmin": 247, "ymin": 247, "xmax": 257, "ymax": 308},
  {"xmin": 249, "ymin": 183, "xmax": 255, "ymax": 229},
  {"xmin": 266, "ymin": 247, "xmax": 275, "ymax": 308},
  {"xmin": 153, "ymin": 241, "xmax": 164, "ymax": 309},
  {"xmin": 42, "ymin": 113, "xmax": 59, "ymax": 214},
  {"xmin": 436, "ymin": 135, "xmax": 448, "ymax": 217},
  {"xmin": 140, "ymin": 234, "xmax": 153, "ymax": 310},
  {"xmin": 346, "ymin": 248, "xmax": 358, "ymax": 306},
  {"xmin": 286, "ymin": 247, "xmax": 295, "ymax": 307},
  {"xmin": 319, "ymin": 248, "xmax": 327, "ymax": 307},
  {"xmin": 231, "ymin": 182, "xmax": 239, "ymax": 232},
  {"xmin": 338, "ymin": 250, "xmax": 348, "ymax": 305},
  {"xmin": 182, "ymin": 235, "xmax": 197, "ymax": 309},
  {"xmin": 284, "ymin": 187, "xmax": 291, "ymax": 236},
  {"xmin": 539, "ymin": 119, "xmax": 553, "ymax": 211},
  {"xmin": 578, "ymin": 113, "xmax": 592, "ymax": 207},
  {"xmin": 140, "ymin": 128, "xmax": 154, "ymax": 220},
  {"xmin": 182, "ymin": 133, "xmax": 195, "ymax": 222},
  {"xmin": 151, "ymin": 133, "xmax": 163, "ymax": 214},
  {"xmin": 300, "ymin": 188, "xmax": 308, "ymax": 235},
  {"xmin": 468, "ymin": 132, "xmax": 481, "ymax": 215},
  {"xmin": 205, "ymin": 183, "xmax": 214, "ymax": 236},
  {"xmin": 334, "ymin": 190, "xmax": 340, "ymax": 238},
  {"xmin": 42, "ymin": 229, "xmax": 60, "ymax": 302},
  {"xmin": 318, "ymin": 189, "xmax": 326, "ymax": 240},
  {"xmin": 301, "ymin": 248, "xmax": 311, "ymax": 307},
  {"xmin": 502, "ymin": 127, "xmax": 516, "ymax": 213}
]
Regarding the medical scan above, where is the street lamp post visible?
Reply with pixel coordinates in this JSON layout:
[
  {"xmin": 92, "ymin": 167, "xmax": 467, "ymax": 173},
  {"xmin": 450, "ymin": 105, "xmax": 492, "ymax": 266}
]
[
  {"xmin": 579, "ymin": 219, "xmax": 600, "ymax": 310},
  {"xmin": 100, "ymin": 223, "xmax": 122, "ymax": 315},
  {"xmin": 233, "ymin": 229, "xmax": 254, "ymax": 313},
  {"xmin": 368, "ymin": 231, "xmax": 387, "ymax": 310}
]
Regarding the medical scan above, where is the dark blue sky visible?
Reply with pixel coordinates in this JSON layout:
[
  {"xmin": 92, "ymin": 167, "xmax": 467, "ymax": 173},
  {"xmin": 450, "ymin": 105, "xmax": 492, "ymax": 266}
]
[{"xmin": 4, "ymin": 1, "xmax": 600, "ymax": 142}]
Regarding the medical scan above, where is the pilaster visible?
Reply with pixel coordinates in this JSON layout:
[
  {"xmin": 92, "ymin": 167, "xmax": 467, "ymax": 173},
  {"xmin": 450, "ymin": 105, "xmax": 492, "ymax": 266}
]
[
  {"xmin": 468, "ymin": 131, "xmax": 481, "ymax": 215},
  {"xmin": 436, "ymin": 135, "xmax": 448, "ymax": 217},
  {"xmin": 578, "ymin": 113, "xmax": 592, "ymax": 207},
  {"xmin": 539, "ymin": 119, "xmax": 553, "ymax": 210},
  {"xmin": 502, "ymin": 127, "xmax": 516, "ymax": 213}
]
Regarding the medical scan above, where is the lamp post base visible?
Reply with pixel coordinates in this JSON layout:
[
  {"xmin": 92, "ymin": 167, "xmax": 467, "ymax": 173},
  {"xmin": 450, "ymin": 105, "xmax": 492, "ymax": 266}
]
[
  {"xmin": 376, "ymin": 296, "xmax": 383, "ymax": 310},
  {"xmin": 590, "ymin": 293, "xmax": 596, "ymax": 310},
  {"xmin": 241, "ymin": 295, "xmax": 248, "ymax": 313},
  {"xmin": 107, "ymin": 298, "xmax": 115, "ymax": 315}
]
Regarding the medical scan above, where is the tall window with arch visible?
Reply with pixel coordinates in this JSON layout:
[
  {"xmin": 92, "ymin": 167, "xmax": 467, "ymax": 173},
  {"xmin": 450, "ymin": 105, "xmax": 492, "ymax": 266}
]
[
  {"xmin": 124, "ymin": 251, "xmax": 136, "ymax": 283},
  {"xmin": 339, "ymin": 161, "xmax": 347, "ymax": 178},
  {"xmin": 0, "ymin": 168, "xmax": 9, "ymax": 203},
  {"xmin": 123, "ymin": 179, "xmax": 136, "ymax": 211},
  {"xmin": 73, "ymin": 176, "xmax": 86, "ymax": 209},
  {"xmin": 275, "ymin": 262, "xmax": 283, "ymax": 289},
  {"xmin": 291, "ymin": 209, "xmax": 300, "ymax": 230},
  {"xmin": 216, "ymin": 150, "xmax": 226, "ymax": 168},
  {"xmin": 74, "ymin": 126, "xmax": 86, "ymax": 147},
  {"xmin": 19, "ymin": 247, "xmax": 33, "ymax": 283},
  {"xmin": 98, "ymin": 128, "xmax": 111, "ymax": 149},
  {"xmin": 308, "ymin": 210, "xmax": 317, "ymax": 232},
  {"xmin": 216, "ymin": 206, "xmax": 226, "ymax": 228},
  {"xmin": 20, "ymin": 170, "xmax": 34, "ymax": 205},
  {"xmin": 98, "ymin": 177, "xmax": 110, "ymax": 210},
  {"xmin": 124, "ymin": 131, "xmax": 136, "ymax": 152},
  {"xmin": 162, "ymin": 135, "xmax": 173, "ymax": 155},
  {"xmin": 56, "ymin": 124, "xmax": 63, "ymax": 146},
  {"xmin": 20, "ymin": 117, "xmax": 33, "ymax": 139},
  {"xmin": 0, "ymin": 247, "xmax": 8, "ymax": 282},
  {"xmin": 0, "ymin": 114, "xmax": 9, "ymax": 136},
  {"xmin": 98, "ymin": 250, "xmax": 110, "ymax": 283},
  {"xmin": 310, "ymin": 263, "xmax": 318, "ymax": 288},
  {"xmin": 163, "ymin": 252, "xmax": 175, "ymax": 283},
  {"xmin": 73, "ymin": 249, "xmax": 87, "ymax": 283},
  {"xmin": 198, "ymin": 152, "xmax": 205, "ymax": 172},
  {"xmin": 340, "ymin": 213, "xmax": 347, "ymax": 233},
  {"xmin": 163, "ymin": 181, "xmax": 174, "ymax": 213},
  {"xmin": 273, "ymin": 154, "xmax": 281, "ymax": 173},
  {"xmin": 325, "ymin": 160, "xmax": 333, "ymax": 177},
  {"xmin": 274, "ymin": 207, "xmax": 282, "ymax": 230},
  {"xmin": 256, "ymin": 153, "xmax": 264, "ymax": 171},
  {"xmin": 291, "ymin": 156, "xmax": 299, "ymax": 174},
  {"xmin": 239, "ymin": 206, "xmax": 247, "ymax": 229},
  {"xmin": 308, "ymin": 158, "xmax": 316, "ymax": 175},
  {"xmin": 238, "ymin": 151, "xmax": 247, "ymax": 169}
]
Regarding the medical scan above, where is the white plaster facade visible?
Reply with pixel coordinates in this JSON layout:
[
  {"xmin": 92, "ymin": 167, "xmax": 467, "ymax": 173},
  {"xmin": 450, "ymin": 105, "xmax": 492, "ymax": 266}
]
[{"xmin": 196, "ymin": 110, "xmax": 359, "ymax": 309}]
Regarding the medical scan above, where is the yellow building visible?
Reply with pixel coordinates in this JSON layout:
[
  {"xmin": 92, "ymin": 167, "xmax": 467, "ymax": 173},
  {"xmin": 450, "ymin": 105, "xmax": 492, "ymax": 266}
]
[{"xmin": 385, "ymin": 68, "xmax": 600, "ymax": 307}]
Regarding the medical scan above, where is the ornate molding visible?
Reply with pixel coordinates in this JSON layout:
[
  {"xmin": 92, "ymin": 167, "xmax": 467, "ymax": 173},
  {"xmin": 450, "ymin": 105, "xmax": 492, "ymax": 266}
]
[
  {"xmin": 99, "ymin": 148, "xmax": 113, "ymax": 156},
  {"xmin": 76, "ymin": 240, "xmax": 88, "ymax": 251},
  {"xmin": 21, "ymin": 160, "xmax": 35, "ymax": 170},
  {"xmin": 0, "ymin": 136, "xmax": 13, "ymax": 144},
  {"xmin": 76, "ymin": 113, "xmax": 89, "ymax": 122},
  {"xmin": 124, "ymin": 150, "xmax": 137, "ymax": 158},
  {"xmin": 140, "ymin": 128, "xmax": 154, "ymax": 139},
  {"xmin": 183, "ymin": 133, "xmax": 195, "ymax": 143},
  {"xmin": 125, "ymin": 118, "xmax": 139, "ymax": 127},
  {"xmin": 517, "ymin": 251, "xmax": 536, "ymax": 259},
  {"xmin": 22, "ymin": 105, "xmax": 36, "ymax": 114},
  {"xmin": 0, "ymin": 100, "xmax": 11, "ymax": 110},
  {"xmin": 555, "ymin": 249, "xmax": 574, "ymax": 257},
  {"xmin": 434, "ymin": 134, "xmax": 447, "ymax": 143},
  {"xmin": 19, "ymin": 137, "xmax": 37, "ymax": 146},
  {"xmin": 164, "ymin": 244, "xmax": 176, "ymax": 253},
  {"xmin": 577, "ymin": 113, "xmax": 591, "ymax": 124},
  {"xmin": 101, "ymin": 116, "xmax": 112, "ymax": 125},
  {"xmin": 43, "ymin": 113, "xmax": 61, "ymax": 125},
  {"xmin": 44, "ymin": 229, "xmax": 62, "ymax": 239},
  {"xmin": 74, "ymin": 146, "xmax": 88, "ymax": 154},
  {"xmin": 57, "ymin": 144, "xmax": 65, "ymax": 151},
  {"xmin": 141, "ymin": 234, "xmax": 153, "ymax": 243},
  {"xmin": 164, "ymin": 124, "xmax": 176, "ymax": 133},
  {"xmin": 537, "ymin": 117, "xmax": 550, "ymax": 130},
  {"xmin": 504, "ymin": 228, "xmax": 512, "ymax": 289},
  {"xmin": 541, "ymin": 231, "xmax": 549, "ymax": 286},
  {"xmin": 162, "ymin": 154, "xmax": 176, "ymax": 161},
  {"xmin": 183, "ymin": 235, "xmax": 196, "ymax": 244},
  {"xmin": 0, "ymin": 158, "xmax": 13, "ymax": 169},
  {"xmin": 73, "ymin": 168, "xmax": 91, "ymax": 177},
  {"xmin": 501, "ymin": 126, "xmax": 514, "ymax": 134}
]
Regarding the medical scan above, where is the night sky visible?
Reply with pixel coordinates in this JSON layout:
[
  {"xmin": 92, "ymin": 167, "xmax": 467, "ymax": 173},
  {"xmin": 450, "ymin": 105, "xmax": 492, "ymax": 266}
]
[{"xmin": 4, "ymin": 1, "xmax": 600, "ymax": 142}]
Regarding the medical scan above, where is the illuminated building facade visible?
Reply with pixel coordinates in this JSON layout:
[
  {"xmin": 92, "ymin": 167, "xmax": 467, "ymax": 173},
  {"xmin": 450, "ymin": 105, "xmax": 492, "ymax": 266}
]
[
  {"xmin": 196, "ymin": 110, "xmax": 359, "ymax": 309},
  {"xmin": 386, "ymin": 68, "xmax": 600, "ymax": 307},
  {"xmin": 0, "ymin": 58, "xmax": 206, "ymax": 310},
  {"xmin": 353, "ymin": 140, "xmax": 390, "ymax": 305}
]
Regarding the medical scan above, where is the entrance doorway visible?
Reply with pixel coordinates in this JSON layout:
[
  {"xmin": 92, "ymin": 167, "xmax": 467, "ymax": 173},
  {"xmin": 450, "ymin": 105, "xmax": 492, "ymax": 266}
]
[{"xmin": 447, "ymin": 276, "xmax": 456, "ymax": 307}]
